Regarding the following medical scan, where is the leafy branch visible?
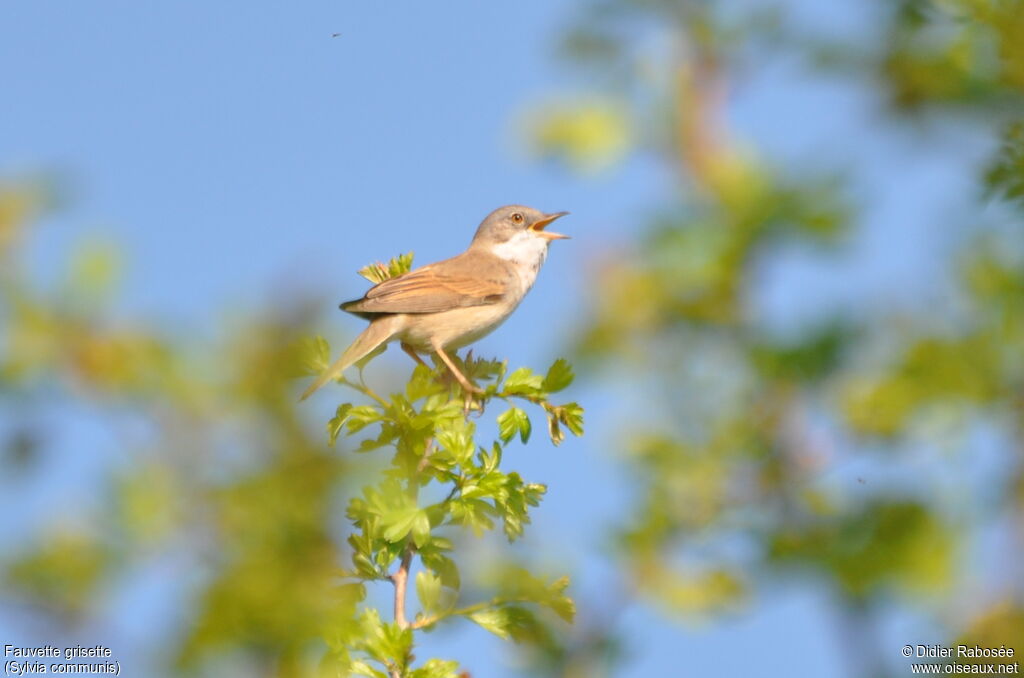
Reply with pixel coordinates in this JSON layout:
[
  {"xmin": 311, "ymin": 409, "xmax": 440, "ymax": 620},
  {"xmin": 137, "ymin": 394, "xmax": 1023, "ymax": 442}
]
[{"xmin": 300, "ymin": 270, "xmax": 583, "ymax": 676}]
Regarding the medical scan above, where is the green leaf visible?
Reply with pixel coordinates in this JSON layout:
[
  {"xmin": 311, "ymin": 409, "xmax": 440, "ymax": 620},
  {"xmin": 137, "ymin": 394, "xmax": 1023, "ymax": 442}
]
[
  {"xmin": 356, "ymin": 608, "xmax": 413, "ymax": 666},
  {"xmin": 561, "ymin": 402, "xmax": 584, "ymax": 437},
  {"xmin": 356, "ymin": 423, "xmax": 398, "ymax": 453},
  {"xmin": 347, "ymin": 533, "xmax": 382, "ymax": 578},
  {"xmin": 416, "ymin": 569, "xmax": 442, "ymax": 615},
  {"xmin": 381, "ymin": 508, "xmax": 419, "ymax": 543},
  {"xmin": 542, "ymin": 575, "xmax": 576, "ymax": 622},
  {"xmin": 406, "ymin": 364, "xmax": 444, "ymax": 401},
  {"xmin": 499, "ymin": 569, "xmax": 575, "ymax": 623},
  {"xmin": 546, "ymin": 403, "xmax": 584, "ymax": 445},
  {"xmin": 448, "ymin": 497, "xmax": 498, "ymax": 536},
  {"xmin": 352, "ymin": 551, "xmax": 379, "ymax": 579},
  {"xmin": 497, "ymin": 407, "xmax": 531, "ymax": 444},
  {"xmin": 468, "ymin": 607, "xmax": 513, "ymax": 639},
  {"xmin": 542, "ymin": 358, "xmax": 574, "ymax": 393},
  {"xmin": 358, "ymin": 251, "xmax": 415, "ymax": 283},
  {"xmin": 478, "ymin": 442, "xmax": 502, "ymax": 474},
  {"xmin": 462, "ymin": 355, "xmax": 506, "ymax": 383},
  {"xmin": 517, "ymin": 414, "xmax": 532, "ymax": 444},
  {"xmin": 411, "ymin": 510, "xmax": 431, "ymax": 548},
  {"xmin": 296, "ymin": 335, "xmax": 331, "ymax": 376},
  {"xmin": 420, "ymin": 550, "xmax": 461, "ymax": 591},
  {"xmin": 370, "ymin": 483, "xmax": 422, "ymax": 544},
  {"xmin": 346, "ymin": 405, "xmax": 383, "ymax": 434},
  {"xmin": 503, "ymin": 367, "xmax": 544, "ymax": 395},
  {"xmin": 350, "ymin": 660, "xmax": 388, "ymax": 678},
  {"xmin": 327, "ymin": 403, "xmax": 353, "ymax": 446},
  {"xmin": 436, "ymin": 417, "xmax": 475, "ymax": 465},
  {"xmin": 467, "ymin": 605, "xmax": 548, "ymax": 643},
  {"xmin": 496, "ymin": 407, "xmax": 517, "ymax": 443},
  {"xmin": 408, "ymin": 659, "xmax": 460, "ymax": 678},
  {"xmin": 499, "ymin": 473, "xmax": 547, "ymax": 541},
  {"xmin": 374, "ymin": 542, "xmax": 402, "ymax": 572},
  {"xmin": 426, "ymin": 536, "xmax": 453, "ymax": 551}
]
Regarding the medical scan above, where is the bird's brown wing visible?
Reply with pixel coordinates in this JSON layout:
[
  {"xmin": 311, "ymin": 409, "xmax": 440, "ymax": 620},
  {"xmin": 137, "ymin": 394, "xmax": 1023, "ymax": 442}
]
[{"xmin": 341, "ymin": 253, "xmax": 510, "ymax": 316}]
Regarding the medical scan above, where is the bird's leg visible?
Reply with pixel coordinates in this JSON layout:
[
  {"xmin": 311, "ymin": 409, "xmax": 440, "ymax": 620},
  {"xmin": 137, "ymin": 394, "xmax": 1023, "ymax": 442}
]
[
  {"xmin": 457, "ymin": 348, "xmax": 486, "ymax": 415},
  {"xmin": 400, "ymin": 342, "xmax": 429, "ymax": 369},
  {"xmin": 433, "ymin": 346, "xmax": 483, "ymax": 396},
  {"xmin": 404, "ymin": 342, "xmax": 460, "ymax": 393}
]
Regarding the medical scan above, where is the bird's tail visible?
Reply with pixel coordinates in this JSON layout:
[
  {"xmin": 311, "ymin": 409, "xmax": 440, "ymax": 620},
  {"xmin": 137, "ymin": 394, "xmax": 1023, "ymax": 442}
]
[{"xmin": 299, "ymin": 316, "xmax": 399, "ymax": 401}]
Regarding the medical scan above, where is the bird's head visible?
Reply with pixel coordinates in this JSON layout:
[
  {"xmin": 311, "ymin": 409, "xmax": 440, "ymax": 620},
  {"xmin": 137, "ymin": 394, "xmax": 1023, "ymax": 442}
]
[{"xmin": 471, "ymin": 206, "xmax": 569, "ymax": 258}]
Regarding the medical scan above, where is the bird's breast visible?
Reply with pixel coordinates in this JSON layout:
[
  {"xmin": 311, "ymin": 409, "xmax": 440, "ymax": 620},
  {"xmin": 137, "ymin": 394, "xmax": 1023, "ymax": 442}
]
[{"xmin": 489, "ymin": 235, "xmax": 549, "ymax": 294}]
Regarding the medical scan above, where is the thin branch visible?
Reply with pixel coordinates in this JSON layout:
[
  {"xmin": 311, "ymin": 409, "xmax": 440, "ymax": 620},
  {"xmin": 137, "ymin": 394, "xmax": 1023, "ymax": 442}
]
[
  {"xmin": 338, "ymin": 375, "xmax": 389, "ymax": 408},
  {"xmin": 496, "ymin": 390, "xmax": 547, "ymax": 407},
  {"xmin": 357, "ymin": 369, "xmax": 390, "ymax": 406},
  {"xmin": 416, "ymin": 437, "xmax": 436, "ymax": 474},
  {"xmin": 392, "ymin": 546, "xmax": 414, "ymax": 630},
  {"xmin": 442, "ymin": 479, "xmax": 462, "ymax": 504}
]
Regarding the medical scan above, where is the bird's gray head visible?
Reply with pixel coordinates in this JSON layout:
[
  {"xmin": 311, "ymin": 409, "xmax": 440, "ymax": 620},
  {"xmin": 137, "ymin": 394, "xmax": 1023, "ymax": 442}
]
[{"xmin": 470, "ymin": 205, "xmax": 570, "ymax": 248}]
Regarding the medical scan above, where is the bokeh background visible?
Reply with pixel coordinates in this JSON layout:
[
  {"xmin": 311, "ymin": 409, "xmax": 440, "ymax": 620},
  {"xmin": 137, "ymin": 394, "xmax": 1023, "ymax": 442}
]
[{"xmin": 2, "ymin": 1, "xmax": 1023, "ymax": 676}]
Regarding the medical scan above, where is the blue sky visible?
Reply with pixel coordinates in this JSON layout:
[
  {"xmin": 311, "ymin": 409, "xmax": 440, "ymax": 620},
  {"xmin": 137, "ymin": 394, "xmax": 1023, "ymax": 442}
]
[{"xmin": 1, "ymin": 1, "xmax": 987, "ymax": 676}]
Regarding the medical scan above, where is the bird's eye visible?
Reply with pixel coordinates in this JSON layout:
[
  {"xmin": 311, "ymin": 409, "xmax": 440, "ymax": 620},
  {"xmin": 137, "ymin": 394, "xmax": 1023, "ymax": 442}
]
[{"xmin": 511, "ymin": 213, "xmax": 524, "ymax": 224}]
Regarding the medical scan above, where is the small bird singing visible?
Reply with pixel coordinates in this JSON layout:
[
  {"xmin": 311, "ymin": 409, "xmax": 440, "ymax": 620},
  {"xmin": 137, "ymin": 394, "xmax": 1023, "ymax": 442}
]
[{"xmin": 300, "ymin": 205, "xmax": 569, "ymax": 401}]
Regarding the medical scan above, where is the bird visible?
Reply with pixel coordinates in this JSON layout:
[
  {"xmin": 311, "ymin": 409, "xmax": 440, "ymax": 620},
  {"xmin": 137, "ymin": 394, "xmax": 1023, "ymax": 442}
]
[{"xmin": 299, "ymin": 205, "xmax": 569, "ymax": 401}]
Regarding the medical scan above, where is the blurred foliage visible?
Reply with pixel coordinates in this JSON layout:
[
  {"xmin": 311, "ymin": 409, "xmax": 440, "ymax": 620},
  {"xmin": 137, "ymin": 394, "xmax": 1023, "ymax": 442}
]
[
  {"xmin": 0, "ymin": 184, "xmax": 348, "ymax": 676},
  {"xmin": 521, "ymin": 0, "xmax": 1024, "ymax": 675},
  {"xmin": 6, "ymin": 529, "xmax": 112, "ymax": 618},
  {"xmin": 955, "ymin": 603, "xmax": 1024, "ymax": 671},
  {"xmin": 987, "ymin": 121, "xmax": 1024, "ymax": 206},
  {"xmin": 879, "ymin": 0, "xmax": 1024, "ymax": 109},
  {"xmin": 525, "ymin": 100, "xmax": 630, "ymax": 173},
  {"xmin": 769, "ymin": 501, "xmax": 955, "ymax": 599}
]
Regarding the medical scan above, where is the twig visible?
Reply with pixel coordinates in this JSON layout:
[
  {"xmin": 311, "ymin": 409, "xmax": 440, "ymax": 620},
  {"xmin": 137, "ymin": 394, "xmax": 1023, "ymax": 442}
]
[
  {"xmin": 416, "ymin": 437, "xmax": 436, "ymax": 474},
  {"xmin": 392, "ymin": 546, "xmax": 414, "ymax": 630},
  {"xmin": 496, "ymin": 390, "xmax": 546, "ymax": 407},
  {"xmin": 338, "ymin": 375, "xmax": 389, "ymax": 408}
]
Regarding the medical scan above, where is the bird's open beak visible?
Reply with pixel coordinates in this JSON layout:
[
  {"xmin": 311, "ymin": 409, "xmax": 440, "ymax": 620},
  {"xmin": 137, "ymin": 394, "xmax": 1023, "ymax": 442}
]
[{"xmin": 530, "ymin": 211, "xmax": 570, "ymax": 240}]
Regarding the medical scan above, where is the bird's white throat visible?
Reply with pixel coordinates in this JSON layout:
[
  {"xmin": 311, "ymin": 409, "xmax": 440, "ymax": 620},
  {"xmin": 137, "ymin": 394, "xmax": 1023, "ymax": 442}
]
[{"xmin": 489, "ymin": 231, "xmax": 549, "ymax": 289}]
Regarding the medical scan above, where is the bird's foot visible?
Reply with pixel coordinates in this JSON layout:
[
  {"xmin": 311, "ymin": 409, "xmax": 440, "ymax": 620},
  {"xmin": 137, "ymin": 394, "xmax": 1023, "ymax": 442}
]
[
  {"xmin": 461, "ymin": 379, "xmax": 484, "ymax": 396},
  {"xmin": 462, "ymin": 387, "xmax": 485, "ymax": 417}
]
